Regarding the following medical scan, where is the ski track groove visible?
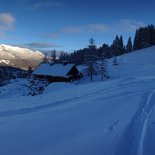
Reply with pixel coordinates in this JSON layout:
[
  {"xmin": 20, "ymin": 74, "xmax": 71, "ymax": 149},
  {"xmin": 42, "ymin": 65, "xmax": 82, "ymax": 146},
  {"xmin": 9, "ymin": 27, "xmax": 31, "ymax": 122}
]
[
  {"xmin": 137, "ymin": 90, "xmax": 155, "ymax": 155},
  {"xmin": 0, "ymin": 78, "xmax": 154, "ymax": 118},
  {"xmin": 0, "ymin": 78, "xmax": 149, "ymax": 118},
  {"xmin": 115, "ymin": 90, "xmax": 155, "ymax": 155},
  {"xmin": 0, "ymin": 90, "xmax": 140, "ymax": 118}
]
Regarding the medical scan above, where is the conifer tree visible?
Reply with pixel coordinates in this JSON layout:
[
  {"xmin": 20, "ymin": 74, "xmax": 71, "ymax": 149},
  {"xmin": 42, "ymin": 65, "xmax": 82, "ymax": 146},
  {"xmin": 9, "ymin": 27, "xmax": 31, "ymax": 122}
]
[
  {"xmin": 149, "ymin": 24, "xmax": 155, "ymax": 46},
  {"xmin": 133, "ymin": 29, "xmax": 139, "ymax": 50},
  {"xmin": 111, "ymin": 35, "xmax": 125, "ymax": 56},
  {"xmin": 126, "ymin": 37, "xmax": 133, "ymax": 53},
  {"xmin": 119, "ymin": 35, "xmax": 124, "ymax": 55},
  {"xmin": 134, "ymin": 25, "xmax": 155, "ymax": 50}
]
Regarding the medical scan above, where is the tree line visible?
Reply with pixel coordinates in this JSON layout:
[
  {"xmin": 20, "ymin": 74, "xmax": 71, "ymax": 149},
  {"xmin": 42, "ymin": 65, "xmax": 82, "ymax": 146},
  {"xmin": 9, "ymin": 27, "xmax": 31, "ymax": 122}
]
[
  {"xmin": 47, "ymin": 24, "xmax": 155, "ymax": 82},
  {"xmin": 57, "ymin": 24, "xmax": 155, "ymax": 65}
]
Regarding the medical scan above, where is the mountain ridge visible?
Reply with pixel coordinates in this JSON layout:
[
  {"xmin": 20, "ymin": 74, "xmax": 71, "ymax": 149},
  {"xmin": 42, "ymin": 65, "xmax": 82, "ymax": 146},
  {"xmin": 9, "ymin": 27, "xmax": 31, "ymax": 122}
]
[{"xmin": 0, "ymin": 44, "xmax": 44, "ymax": 70}]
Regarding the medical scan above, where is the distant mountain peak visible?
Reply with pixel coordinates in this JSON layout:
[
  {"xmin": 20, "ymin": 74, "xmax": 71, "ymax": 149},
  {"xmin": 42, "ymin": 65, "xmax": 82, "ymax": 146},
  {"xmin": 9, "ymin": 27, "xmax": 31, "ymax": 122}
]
[{"xmin": 0, "ymin": 44, "xmax": 44, "ymax": 70}]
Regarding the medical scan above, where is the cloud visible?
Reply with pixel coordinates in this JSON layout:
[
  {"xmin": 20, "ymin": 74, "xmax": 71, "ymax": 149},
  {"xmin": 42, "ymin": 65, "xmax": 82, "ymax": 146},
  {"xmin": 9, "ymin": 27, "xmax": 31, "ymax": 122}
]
[
  {"xmin": 38, "ymin": 24, "xmax": 109, "ymax": 39},
  {"xmin": 0, "ymin": 13, "xmax": 15, "ymax": 37},
  {"xmin": 25, "ymin": 42, "xmax": 62, "ymax": 49},
  {"xmin": 87, "ymin": 24, "xmax": 109, "ymax": 33},
  {"xmin": 121, "ymin": 19, "xmax": 146, "ymax": 32},
  {"xmin": 62, "ymin": 26, "xmax": 82, "ymax": 33},
  {"xmin": 0, "ymin": 13, "xmax": 15, "ymax": 26},
  {"xmin": 107, "ymin": 19, "xmax": 146, "ymax": 35},
  {"xmin": 38, "ymin": 20, "xmax": 145, "ymax": 40},
  {"xmin": 32, "ymin": 1, "xmax": 63, "ymax": 9},
  {"xmin": 37, "ymin": 33, "xmax": 60, "ymax": 39},
  {"xmin": 62, "ymin": 24, "xmax": 109, "ymax": 34}
]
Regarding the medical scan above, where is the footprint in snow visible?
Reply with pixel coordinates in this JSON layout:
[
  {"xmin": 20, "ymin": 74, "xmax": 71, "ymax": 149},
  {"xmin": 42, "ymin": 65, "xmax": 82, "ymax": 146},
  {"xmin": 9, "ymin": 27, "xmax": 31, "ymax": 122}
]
[{"xmin": 108, "ymin": 119, "xmax": 120, "ymax": 131}]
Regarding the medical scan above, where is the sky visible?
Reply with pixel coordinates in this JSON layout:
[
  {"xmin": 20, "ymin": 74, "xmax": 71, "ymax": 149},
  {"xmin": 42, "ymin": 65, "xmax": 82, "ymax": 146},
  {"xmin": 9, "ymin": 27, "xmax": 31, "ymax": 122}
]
[{"xmin": 0, "ymin": 0, "xmax": 155, "ymax": 53}]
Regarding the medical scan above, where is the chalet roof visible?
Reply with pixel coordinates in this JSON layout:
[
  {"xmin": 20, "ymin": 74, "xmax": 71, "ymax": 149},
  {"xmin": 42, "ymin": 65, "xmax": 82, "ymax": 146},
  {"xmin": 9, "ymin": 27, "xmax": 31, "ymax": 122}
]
[{"xmin": 33, "ymin": 63, "xmax": 75, "ymax": 77}]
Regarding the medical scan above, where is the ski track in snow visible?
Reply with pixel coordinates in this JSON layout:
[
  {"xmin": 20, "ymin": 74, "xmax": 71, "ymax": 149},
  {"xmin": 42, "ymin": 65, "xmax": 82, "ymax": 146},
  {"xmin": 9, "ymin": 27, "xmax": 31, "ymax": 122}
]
[
  {"xmin": 137, "ymin": 90, "xmax": 155, "ymax": 155},
  {"xmin": 0, "ymin": 90, "xmax": 138, "ymax": 118},
  {"xmin": 115, "ymin": 90, "xmax": 155, "ymax": 155},
  {"xmin": 0, "ymin": 78, "xmax": 149, "ymax": 118}
]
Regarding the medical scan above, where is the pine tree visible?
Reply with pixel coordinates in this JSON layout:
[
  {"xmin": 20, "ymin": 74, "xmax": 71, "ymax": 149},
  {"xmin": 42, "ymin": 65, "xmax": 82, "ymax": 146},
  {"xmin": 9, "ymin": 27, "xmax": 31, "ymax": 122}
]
[
  {"xmin": 133, "ymin": 29, "xmax": 139, "ymax": 50},
  {"xmin": 119, "ymin": 35, "xmax": 124, "ymax": 55},
  {"xmin": 141, "ymin": 27, "xmax": 150, "ymax": 48},
  {"xmin": 133, "ymin": 25, "xmax": 155, "ymax": 51},
  {"xmin": 126, "ymin": 37, "xmax": 133, "ymax": 53},
  {"xmin": 149, "ymin": 24, "xmax": 155, "ymax": 46},
  {"xmin": 111, "ymin": 35, "xmax": 119, "ymax": 56},
  {"xmin": 111, "ymin": 35, "xmax": 125, "ymax": 56}
]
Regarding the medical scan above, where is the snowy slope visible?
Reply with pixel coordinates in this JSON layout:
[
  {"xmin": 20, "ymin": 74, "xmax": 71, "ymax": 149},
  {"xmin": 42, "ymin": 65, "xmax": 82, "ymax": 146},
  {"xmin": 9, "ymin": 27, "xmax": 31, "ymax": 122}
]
[
  {"xmin": 0, "ymin": 44, "xmax": 44, "ymax": 70},
  {"xmin": 0, "ymin": 46, "xmax": 155, "ymax": 155},
  {"xmin": 108, "ymin": 46, "xmax": 155, "ymax": 78}
]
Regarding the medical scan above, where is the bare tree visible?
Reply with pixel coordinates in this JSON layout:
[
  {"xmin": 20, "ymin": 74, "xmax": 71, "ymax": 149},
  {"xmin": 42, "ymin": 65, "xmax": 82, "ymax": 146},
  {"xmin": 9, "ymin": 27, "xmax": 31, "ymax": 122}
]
[
  {"xmin": 85, "ymin": 38, "xmax": 98, "ymax": 82},
  {"xmin": 99, "ymin": 52, "xmax": 107, "ymax": 81},
  {"xmin": 51, "ymin": 50, "xmax": 57, "ymax": 61}
]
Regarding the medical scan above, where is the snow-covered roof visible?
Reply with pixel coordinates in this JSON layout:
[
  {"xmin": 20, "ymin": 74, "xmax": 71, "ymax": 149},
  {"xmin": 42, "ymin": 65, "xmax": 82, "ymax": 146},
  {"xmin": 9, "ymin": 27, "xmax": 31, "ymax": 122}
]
[{"xmin": 33, "ymin": 63, "xmax": 75, "ymax": 77}]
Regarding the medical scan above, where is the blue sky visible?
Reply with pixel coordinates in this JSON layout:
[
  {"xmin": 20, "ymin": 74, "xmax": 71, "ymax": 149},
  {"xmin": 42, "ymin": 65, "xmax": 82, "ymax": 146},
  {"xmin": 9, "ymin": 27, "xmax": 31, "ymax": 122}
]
[{"xmin": 0, "ymin": 0, "xmax": 155, "ymax": 52}]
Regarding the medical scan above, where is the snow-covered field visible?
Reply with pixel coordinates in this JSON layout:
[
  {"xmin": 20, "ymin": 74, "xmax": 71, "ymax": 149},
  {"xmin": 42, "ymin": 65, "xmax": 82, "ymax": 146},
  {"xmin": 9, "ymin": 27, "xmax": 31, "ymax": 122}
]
[{"xmin": 1, "ymin": 46, "xmax": 155, "ymax": 155}]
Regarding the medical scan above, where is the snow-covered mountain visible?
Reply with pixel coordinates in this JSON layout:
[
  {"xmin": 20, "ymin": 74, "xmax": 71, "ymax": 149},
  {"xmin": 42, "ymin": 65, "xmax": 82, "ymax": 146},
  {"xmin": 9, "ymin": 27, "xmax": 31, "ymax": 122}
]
[
  {"xmin": 0, "ymin": 44, "xmax": 44, "ymax": 70},
  {"xmin": 1, "ymin": 46, "xmax": 155, "ymax": 155}
]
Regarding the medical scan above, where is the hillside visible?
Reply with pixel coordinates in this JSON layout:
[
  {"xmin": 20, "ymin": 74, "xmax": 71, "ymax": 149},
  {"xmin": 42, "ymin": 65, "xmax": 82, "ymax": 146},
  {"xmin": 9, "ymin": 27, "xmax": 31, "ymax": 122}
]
[
  {"xmin": 0, "ymin": 44, "xmax": 44, "ymax": 70},
  {"xmin": 0, "ymin": 46, "xmax": 155, "ymax": 155},
  {"xmin": 109, "ymin": 46, "xmax": 155, "ymax": 78}
]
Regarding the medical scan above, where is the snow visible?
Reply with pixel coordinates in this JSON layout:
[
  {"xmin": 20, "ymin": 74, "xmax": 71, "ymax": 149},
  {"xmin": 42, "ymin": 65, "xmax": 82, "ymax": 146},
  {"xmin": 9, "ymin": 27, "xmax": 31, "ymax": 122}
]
[
  {"xmin": 0, "ymin": 59, "xmax": 10, "ymax": 64},
  {"xmin": 0, "ymin": 44, "xmax": 44, "ymax": 70},
  {"xmin": 33, "ymin": 63, "xmax": 75, "ymax": 76},
  {"xmin": 1, "ymin": 46, "xmax": 155, "ymax": 154},
  {"xmin": 0, "ymin": 44, "xmax": 42, "ymax": 55},
  {"xmin": 137, "ymin": 91, "xmax": 154, "ymax": 155}
]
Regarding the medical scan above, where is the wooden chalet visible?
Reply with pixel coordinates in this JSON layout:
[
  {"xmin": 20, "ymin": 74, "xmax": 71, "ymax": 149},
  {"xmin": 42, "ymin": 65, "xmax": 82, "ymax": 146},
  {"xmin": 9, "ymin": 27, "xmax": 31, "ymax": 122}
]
[{"xmin": 33, "ymin": 63, "xmax": 82, "ymax": 82}]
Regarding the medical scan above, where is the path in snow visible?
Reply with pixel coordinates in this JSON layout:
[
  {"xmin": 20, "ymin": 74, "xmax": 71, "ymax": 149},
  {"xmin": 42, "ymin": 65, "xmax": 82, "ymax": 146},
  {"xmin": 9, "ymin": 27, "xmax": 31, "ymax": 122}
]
[
  {"xmin": 0, "ymin": 77, "xmax": 154, "ymax": 118},
  {"xmin": 0, "ymin": 77, "xmax": 150, "ymax": 118},
  {"xmin": 115, "ymin": 90, "xmax": 155, "ymax": 155},
  {"xmin": 0, "ymin": 88, "xmax": 138, "ymax": 118}
]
